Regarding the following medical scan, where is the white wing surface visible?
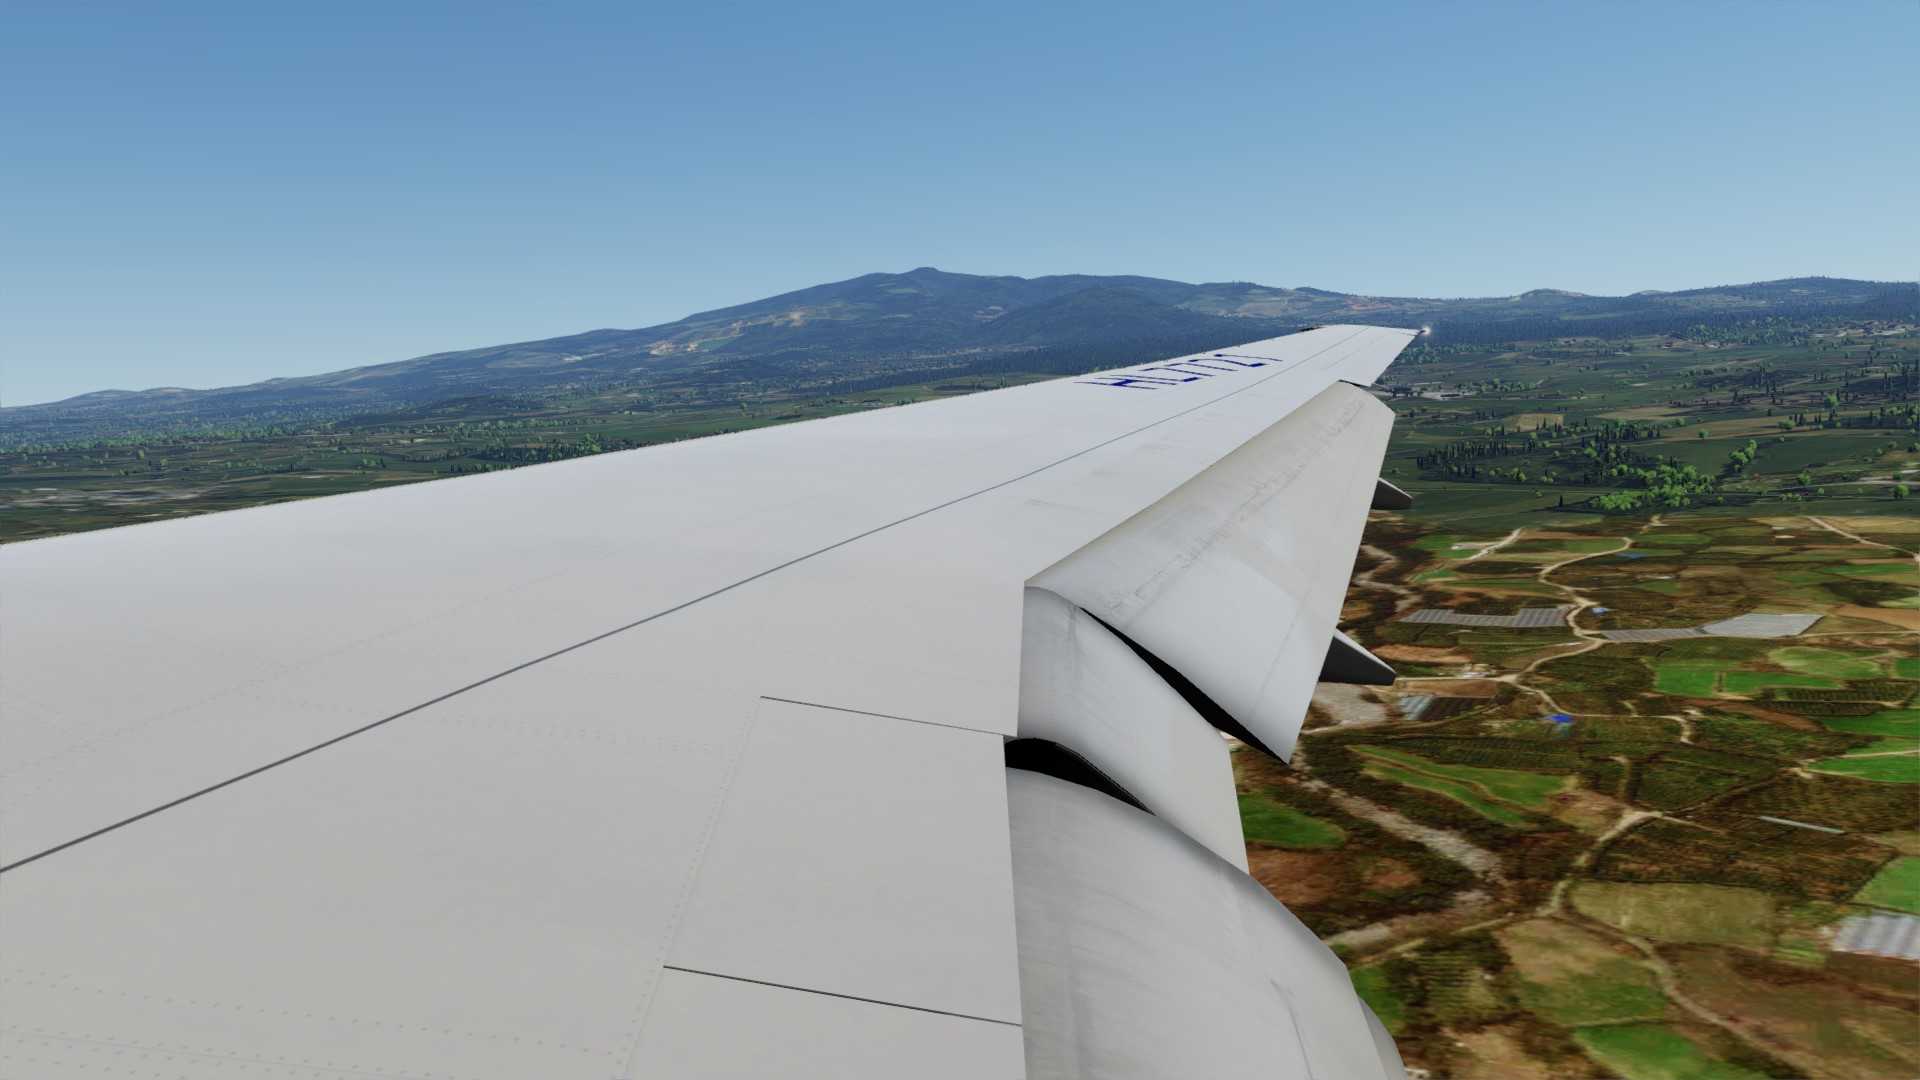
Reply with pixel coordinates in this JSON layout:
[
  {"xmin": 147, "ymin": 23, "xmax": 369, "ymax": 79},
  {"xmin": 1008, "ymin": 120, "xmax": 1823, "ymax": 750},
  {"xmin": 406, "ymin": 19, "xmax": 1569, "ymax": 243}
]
[{"xmin": 0, "ymin": 326, "xmax": 1416, "ymax": 1078}]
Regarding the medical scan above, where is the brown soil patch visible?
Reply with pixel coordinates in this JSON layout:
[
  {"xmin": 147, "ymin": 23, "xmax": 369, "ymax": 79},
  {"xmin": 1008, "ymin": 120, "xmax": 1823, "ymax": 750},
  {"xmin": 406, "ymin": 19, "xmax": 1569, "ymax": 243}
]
[
  {"xmin": 1233, "ymin": 746, "xmax": 1293, "ymax": 791},
  {"xmin": 1454, "ymin": 585, "xmax": 1569, "ymax": 603},
  {"xmin": 1600, "ymin": 405, "xmax": 1681, "ymax": 421},
  {"xmin": 1376, "ymin": 644, "xmax": 1471, "ymax": 663},
  {"xmin": 1834, "ymin": 603, "xmax": 1920, "ymax": 630},
  {"xmin": 1310, "ymin": 683, "xmax": 1394, "ymax": 728},
  {"xmin": 1508, "ymin": 412, "xmax": 1564, "ymax": 431},
  {"xmin": 1549, "ymin": 789, "xmax": 1630, "ymax": 833},
  {"xmin": 1411, "ymin": 678, "xmax": 1503, "ymax": 698},
  {"xmin": 1504, "ymin": 642, "xmax": 1594, "ymax": 670},
  {"xmin": 1867, "ymin": 830, "xmax": 1920, "ymax": 856},
  {"xmin": 1246, "ymin": 846, "xmax": 1342, "ymax": 907},
  {"xmin": 1361, "ymin": 856, "xmax": 1420, "ymax": 891},
  {"xmin": 1678, "ymin": 565, "xmax": 1742, "ymax": 577},
  {"xmin": 1840, "ymin": 515, "xmax": 1920, "ymax": 534},
  {"xmin": 1500, "ymin": 918, "xmax": 1645, "ymax": 986},
  {"xmin": 1451, "ymin": 1025, "xmax": 1559, "ymax": 1080},
  {"xmin": 1712, "ymin": 700, "xmax": 1822, "ymax": 730}
]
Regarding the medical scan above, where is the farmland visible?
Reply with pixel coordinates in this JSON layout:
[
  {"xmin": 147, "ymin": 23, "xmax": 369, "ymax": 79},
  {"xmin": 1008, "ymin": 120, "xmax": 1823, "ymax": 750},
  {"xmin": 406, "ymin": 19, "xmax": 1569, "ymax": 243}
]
[
  {"xmin": 1854, "ymin": 857, "xmax": 1920, "ymax": 915},
  {"xmin": 1236, "ymin": 791, "xmax": 1346, "ymax": 848},
  {"xmin": 1279, "ymin": 501, "xmax": 1920, "ymax": 1076},
  {"xmin": 1256, "ymin": 320, "xmax": 1919, "ymax": 1078}
]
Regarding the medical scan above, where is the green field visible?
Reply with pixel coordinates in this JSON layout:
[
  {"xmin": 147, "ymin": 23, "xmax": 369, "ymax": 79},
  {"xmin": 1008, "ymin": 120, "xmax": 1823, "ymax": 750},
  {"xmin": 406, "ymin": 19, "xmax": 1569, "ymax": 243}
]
[
  {"xmin": 1361, "ymin": 760, "xmax": 1537, "ymax": 826},
  {"xmin": 1820, "ymin": 707, "xmax": 1920, "ymax": 737},
  {"xmin": 1354, "ymin": 745, "xmax": 1566, "ymax": 806},
  {"xmin": 1349, "ymin": 964, "xmax": 1407, "ymax": 1034},
  {"xmin": 1236, "ymin": 792, "xmax": 1346, "ymax": 848},
  {"xmin": 1852, "ymin": 856, "xmax": 1920, "ymax": 914},
  {"xmin": 1653, "ymin": 661, "xmax": 1720, "ymax": 697},
  {"xmin": 1720, "ymin": 671, "xmax": 1839, "ymax": 694},
  {"xmin": 1810, "ymin": 753, "xmax": 1920, "ymax": 784},
  {"xmin": 1518, "ymin": 959, "xmax": 1667, "ymax": 1027},
  {"xmin": 1768, "ymin": 646, "xmax": 1883, "ymax": 680},
  {"xmin": 1819, "ymin": 562, "xmax": 1920, "ymax": 580},
  {"xmin": 1574, "ymin": 1025, "xmax": 1771, "ymax": 1080},
  {"xmin": 1353, "ymin": 745, "xmax": 1568, "ymax": 827},
  {"xmin": 1569, "ymin": 883, "xmax": 1776, "ymax": 948}
]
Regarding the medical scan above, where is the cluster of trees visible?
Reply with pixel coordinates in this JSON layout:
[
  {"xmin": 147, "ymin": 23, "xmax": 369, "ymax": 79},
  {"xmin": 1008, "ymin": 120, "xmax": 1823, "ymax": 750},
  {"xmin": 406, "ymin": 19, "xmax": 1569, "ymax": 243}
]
[
  {"xmin": 1852, "ymin": 354, "xmax": 1920, "ymax": 399},
  {"xmin": 1412, "ymin": 418, "xmax": 1665, "ymax": 475},
  {"xmin": 1, "ymin": 423, "xmax": 314, "ymax": 457},
  {"xmin": 467, "ymin": 434, "xmax": 632, "ymax": 465},
  {"xmin": 1772, "ymin": 401, "xmax": 1920, "ymax": 432},
  {"xmin": 1379, "ymin": 342, "xmax": 1497, "ymax": 369},
  {"xmin": 1723, "ymin": 439, "xmax": 1761, "ymax": 475},
  {"xmin": 1596, "ymin": 461, "xmax": 1718, "ymax": 505},
  {"xmin": 1429, "ymin": 298, "xmax": 1918, "ymax": 348},
  {"xmin": 1415, "ymin": 419, "xmax": 1710, "ymax": 493},
  {"xmin": 1834, "ymin": 403, "xmax": 1920, "ymax": 432}
]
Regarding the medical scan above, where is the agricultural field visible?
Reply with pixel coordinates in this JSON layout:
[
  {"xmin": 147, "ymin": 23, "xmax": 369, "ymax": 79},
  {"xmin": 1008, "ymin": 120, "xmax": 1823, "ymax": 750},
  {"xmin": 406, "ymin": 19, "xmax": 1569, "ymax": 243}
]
[
  {"xmin": 1853, "ymin": 857, "xmax": 1920, "ymax": 915},
  {"xmin": 1281, "ymin": 502, "xmax": 1920, "ymax": 1076},
  {"xmin": 1259, "ymin": 323, "xmax": 1919, "ymax": 1078},
  {"xmin": 1574, "ymin": 1025, "xmax": 1775, "ymax": 1080},
  {"xmin": 1288, "ymin": 496, "xmax": 1920, "ymax": 1077},
  {"xmin": 1236, "ymin": 790, "xmax": 1346, "ymax": 848}
]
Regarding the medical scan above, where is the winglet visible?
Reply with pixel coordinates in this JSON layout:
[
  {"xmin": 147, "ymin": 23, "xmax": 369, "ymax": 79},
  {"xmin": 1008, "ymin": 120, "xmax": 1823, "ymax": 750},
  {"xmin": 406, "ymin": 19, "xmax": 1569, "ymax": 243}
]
[
  {"xmin": 1320, "ymin": 627, "xmax": 1397, "ymax": 685},
  {"xmin": 1372, "ymin": 478, "xmax": 1413, "ymax": 511}
]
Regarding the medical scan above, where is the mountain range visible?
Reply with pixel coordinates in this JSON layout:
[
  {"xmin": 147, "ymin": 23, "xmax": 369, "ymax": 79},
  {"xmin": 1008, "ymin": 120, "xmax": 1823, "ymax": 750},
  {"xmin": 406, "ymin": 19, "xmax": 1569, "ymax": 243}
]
[{"xmin": 7, "ymin": 270, "xmax": 1913, "ymax": 439}]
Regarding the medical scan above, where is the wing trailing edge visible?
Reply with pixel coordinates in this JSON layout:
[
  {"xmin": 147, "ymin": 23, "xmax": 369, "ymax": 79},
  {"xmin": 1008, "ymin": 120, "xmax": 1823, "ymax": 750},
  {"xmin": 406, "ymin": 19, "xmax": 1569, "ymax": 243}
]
[{"xmin": 1027, "ymin": 380, "xmax": 1395, "ymax": 760}]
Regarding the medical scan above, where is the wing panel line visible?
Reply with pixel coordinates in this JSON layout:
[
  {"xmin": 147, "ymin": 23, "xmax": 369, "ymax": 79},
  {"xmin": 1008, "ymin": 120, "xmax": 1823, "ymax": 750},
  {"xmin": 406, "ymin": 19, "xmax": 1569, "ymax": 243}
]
[
  {"xmin": 658, "ymin": 966, "xmax": 1023, "ymax": 1027},
  {"xmin": 0, "ymin": 328, "xmax": 1376, "ymax": 875}
]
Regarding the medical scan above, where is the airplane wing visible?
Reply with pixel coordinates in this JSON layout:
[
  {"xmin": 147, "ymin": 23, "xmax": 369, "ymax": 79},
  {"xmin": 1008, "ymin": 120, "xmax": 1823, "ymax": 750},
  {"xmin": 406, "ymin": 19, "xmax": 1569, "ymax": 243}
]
[{"xmin": 0, "ymin": 325, "xmax": 1417, "ymax": 1079}]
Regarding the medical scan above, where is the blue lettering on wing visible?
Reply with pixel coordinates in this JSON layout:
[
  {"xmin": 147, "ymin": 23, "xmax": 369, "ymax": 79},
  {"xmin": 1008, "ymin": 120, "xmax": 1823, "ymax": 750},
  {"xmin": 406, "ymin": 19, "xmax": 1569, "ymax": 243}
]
[
  {"xmin": 1080, "ymin": 352, "xmax": 1271, "ymax": 389},
  {"xmin": 1076, "ymin": 374, "xmax": 1187, "ymax": 389}
]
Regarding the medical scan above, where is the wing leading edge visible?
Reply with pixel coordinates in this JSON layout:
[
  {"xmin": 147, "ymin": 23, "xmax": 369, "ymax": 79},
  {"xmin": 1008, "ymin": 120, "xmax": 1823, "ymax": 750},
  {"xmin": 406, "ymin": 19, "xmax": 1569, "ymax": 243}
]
[{"xmin": 0, "ymin": 326, "xmax": 1417, "ymax": 1078}]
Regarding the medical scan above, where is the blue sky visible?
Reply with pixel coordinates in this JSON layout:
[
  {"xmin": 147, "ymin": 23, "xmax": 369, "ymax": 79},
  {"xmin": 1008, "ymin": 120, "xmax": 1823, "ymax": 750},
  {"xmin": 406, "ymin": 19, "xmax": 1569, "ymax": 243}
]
[{"xmin": 4, "ymin": 1, "xmax": 1914, "ymax": 405}]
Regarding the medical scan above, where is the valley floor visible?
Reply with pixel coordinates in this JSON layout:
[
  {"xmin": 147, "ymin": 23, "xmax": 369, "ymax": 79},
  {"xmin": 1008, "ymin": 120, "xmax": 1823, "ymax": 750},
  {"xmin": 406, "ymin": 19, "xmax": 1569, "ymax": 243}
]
[{"xmin": 1254, "ymin": 510, "xmax": 1920, "ymax": 1079}]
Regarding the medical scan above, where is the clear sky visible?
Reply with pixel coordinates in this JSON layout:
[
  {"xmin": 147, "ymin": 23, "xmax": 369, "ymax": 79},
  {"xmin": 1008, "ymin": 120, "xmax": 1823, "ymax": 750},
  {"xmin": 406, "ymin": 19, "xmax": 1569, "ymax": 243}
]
[{"xmin": 4, "ymin": 1, "xmax": 1914, "ymax": 405}]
